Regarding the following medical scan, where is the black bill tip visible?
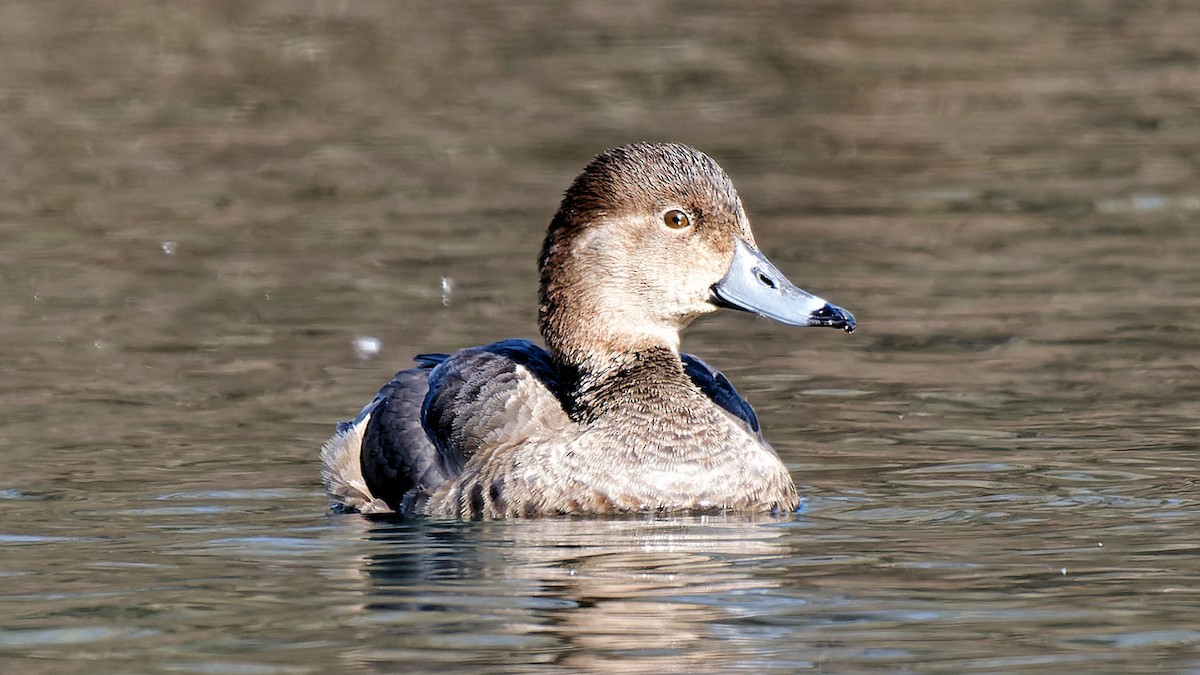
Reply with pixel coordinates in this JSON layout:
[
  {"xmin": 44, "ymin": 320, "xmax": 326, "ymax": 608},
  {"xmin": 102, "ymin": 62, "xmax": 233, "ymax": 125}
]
[{"xmin": 810, "ymin": 303, "xmax": 856, "ymax": 333}]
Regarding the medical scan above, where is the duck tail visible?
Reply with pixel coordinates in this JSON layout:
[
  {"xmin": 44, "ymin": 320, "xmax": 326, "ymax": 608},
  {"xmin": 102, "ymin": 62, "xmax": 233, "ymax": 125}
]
[{"xmin": 319, "ymin": 417, "xmax": 393, "ymax": 514}]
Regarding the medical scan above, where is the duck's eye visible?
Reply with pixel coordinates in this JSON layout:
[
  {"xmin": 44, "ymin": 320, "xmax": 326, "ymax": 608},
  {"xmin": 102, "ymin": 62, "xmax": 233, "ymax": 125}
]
[{"xmin": 663, "ymin": 208, "xmax": 691, "ymax": 230}]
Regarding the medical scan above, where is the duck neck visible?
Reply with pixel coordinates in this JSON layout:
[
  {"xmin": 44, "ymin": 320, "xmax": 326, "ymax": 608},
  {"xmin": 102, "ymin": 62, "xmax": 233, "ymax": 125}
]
[
  {"xmin": 540, "ymin": 300, "xmax": 695, "ymax": 422},
  {"xmin": 560, "ymin": 342, "xmax": 695, "ymax": 423}
]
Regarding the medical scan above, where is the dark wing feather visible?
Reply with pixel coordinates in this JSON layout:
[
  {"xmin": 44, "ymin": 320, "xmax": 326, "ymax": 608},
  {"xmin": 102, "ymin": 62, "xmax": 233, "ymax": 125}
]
[
  {"xmin": 680, "ymin": 353, "xmax": 762, "ymax": 436},
  {"xmin": 360, "ymin": 356, "xmax": 449, "ymax": 510}
]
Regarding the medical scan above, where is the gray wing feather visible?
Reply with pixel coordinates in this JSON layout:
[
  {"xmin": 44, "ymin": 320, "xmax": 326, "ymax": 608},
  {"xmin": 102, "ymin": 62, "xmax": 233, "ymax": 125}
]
[
  {"xmin": 359, "ymin": 340, "xmax": 567, "ymax": 513},
  {"xmin": 422, "ymin": 339, "xmax": 567, "ymax": 461}
]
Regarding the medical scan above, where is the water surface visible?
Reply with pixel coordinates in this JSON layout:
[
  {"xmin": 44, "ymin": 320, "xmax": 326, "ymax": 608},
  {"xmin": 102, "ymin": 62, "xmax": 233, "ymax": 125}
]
[{"xmin": 1, "ymin": 1, "xmax": 1198, "ymax": 672}]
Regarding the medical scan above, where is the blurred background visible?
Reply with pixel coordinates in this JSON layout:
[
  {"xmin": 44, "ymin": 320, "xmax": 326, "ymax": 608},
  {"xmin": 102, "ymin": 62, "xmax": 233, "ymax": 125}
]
[{"xmin": 1, "ymin": 1, "xmax": 1197, "ymax": 672}]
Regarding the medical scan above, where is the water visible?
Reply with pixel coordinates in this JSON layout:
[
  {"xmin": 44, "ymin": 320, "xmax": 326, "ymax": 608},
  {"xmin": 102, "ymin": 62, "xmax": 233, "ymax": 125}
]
[{"xmin": 2, "ymin": 1, "xmax": 1198, "ymax": 672}]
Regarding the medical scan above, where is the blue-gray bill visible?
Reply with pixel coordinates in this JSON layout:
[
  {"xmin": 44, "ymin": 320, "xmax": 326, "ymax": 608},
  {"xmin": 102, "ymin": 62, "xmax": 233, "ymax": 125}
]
[{"xmin": 711, "ymin": 239, "xmax": 856, "ymax": 333}]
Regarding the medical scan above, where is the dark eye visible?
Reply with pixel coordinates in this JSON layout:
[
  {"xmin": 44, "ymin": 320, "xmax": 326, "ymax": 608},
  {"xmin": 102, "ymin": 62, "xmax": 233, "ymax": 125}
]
[{"xmin": 663, "ymin": 208, "xmax": 691, "ymax": 229}]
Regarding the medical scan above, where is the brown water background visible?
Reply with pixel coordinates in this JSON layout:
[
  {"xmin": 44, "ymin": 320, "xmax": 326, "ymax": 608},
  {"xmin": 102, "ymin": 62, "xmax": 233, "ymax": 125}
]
[{"xmin": 1, "ymin": 2, "xmax": 1198, "ymax": 672}]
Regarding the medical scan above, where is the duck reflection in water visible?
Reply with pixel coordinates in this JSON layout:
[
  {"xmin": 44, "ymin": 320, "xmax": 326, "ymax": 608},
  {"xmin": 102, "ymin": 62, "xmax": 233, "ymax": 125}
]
[
  {"xmin": 327, "ymin": 515, "xmax": 793, "ymax": 671},
  {"xmin": 321, "ymin": 143, "xmax": 855, "ymax": 518}
]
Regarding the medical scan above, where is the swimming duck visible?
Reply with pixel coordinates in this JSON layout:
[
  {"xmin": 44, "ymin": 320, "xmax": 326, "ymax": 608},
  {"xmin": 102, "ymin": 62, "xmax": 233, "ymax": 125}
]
[{"xmin": 321, "ymin": 142, "xmax": 855, "ymax": 518}]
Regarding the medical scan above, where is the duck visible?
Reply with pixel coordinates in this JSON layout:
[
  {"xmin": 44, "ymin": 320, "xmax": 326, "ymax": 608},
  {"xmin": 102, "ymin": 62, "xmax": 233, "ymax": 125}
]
[{"xmin": 320, "ymin": 142, "xmax": 855, "ymax": 518}]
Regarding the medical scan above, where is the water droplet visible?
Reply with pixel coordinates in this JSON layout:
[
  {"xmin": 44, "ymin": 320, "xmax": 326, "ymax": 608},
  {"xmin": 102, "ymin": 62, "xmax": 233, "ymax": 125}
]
[{"xmin": 353, "ymin": 336, "xmax": 382, "ymax": 360}]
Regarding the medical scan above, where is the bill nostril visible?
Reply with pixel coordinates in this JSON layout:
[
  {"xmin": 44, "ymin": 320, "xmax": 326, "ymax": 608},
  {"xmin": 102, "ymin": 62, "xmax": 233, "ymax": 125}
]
[{"xmin": 754, "ymin": 269, "xmax": 777, "ymax": 289}]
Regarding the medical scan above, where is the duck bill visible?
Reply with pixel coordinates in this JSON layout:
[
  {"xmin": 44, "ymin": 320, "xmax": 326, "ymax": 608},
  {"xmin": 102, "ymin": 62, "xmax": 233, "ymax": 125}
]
[{"xmin": 711, "ymin": 239, "xmax": 856, "ymax": 333}]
